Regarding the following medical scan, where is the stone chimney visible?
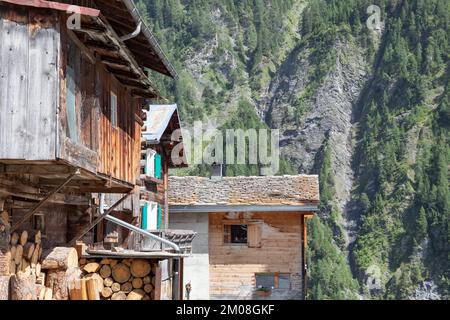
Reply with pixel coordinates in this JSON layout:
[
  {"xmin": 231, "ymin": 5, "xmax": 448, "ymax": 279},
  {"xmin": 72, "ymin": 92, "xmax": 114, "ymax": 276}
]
[{"xmin": 211, "ymin": 163, "xmax": 223, "ymax": 180}]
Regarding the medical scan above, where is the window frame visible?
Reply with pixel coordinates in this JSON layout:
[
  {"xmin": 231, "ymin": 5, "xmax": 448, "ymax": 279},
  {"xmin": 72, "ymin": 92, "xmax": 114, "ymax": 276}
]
[
  {"xmin": 110, "ymin": 91, "xmax": 118, "ymax": 127},
  {"xmin": 223, "ymin": 224, "xmax": 248, "ymax": 245},
  {"xmin": 255, "ymin": 273, "xmax": 291, "ymax": 290}
]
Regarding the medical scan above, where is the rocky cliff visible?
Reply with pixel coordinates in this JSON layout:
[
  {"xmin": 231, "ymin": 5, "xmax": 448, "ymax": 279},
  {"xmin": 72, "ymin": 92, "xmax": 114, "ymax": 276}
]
[{"xmin": 138, "ymin": 0, "xmax": 450, "ymax": 299}]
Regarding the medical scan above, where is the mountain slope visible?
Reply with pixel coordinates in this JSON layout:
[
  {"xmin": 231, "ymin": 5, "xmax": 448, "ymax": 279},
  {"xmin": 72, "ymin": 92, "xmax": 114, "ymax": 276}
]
[{"xmin": 137, "ymin": 0, "xmax": 450, "ymax": 299}]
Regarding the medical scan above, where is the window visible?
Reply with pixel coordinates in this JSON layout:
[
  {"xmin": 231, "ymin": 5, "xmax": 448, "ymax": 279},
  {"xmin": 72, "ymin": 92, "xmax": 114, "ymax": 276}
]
[
  {"xmin": 110, "ymin": 92, "xmax": 118, "ymax": 127},
  {"xmin": 256, "ymin": 274, "xmax": 275, "ymax": 289},
  {"xmin": 278, "ymin": 274, "xmax": 290, "ymax": 289},
  {"xmin": 141, "ymin": 201, "xmax": 158, "ymax": 230},
  {"xmin": 255, "ymin": 273, "xmax": 291, "ymax": 290},
  {"xmin": 224, "ymin": 224, "xmax": 247, "ymax": 244},
  {"xmin": 223, "ymin": 221, "xmax": 262, "ymax": 247},
  {"xmin": 141, "ymin": 149, "xmax": 162, "ymax": 179}
]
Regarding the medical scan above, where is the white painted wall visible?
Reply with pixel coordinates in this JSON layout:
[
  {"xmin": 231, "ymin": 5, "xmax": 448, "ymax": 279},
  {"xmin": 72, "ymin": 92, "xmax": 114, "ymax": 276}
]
[{"xmin": 170, "ymin": 212, "xmax": 210, "ymax": 300}]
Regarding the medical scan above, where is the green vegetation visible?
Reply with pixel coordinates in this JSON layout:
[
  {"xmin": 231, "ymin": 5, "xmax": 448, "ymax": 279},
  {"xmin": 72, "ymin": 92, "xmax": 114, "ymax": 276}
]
[{"xmin": 138, "ymin": 0, "xmax": 450, "ymax": 299}]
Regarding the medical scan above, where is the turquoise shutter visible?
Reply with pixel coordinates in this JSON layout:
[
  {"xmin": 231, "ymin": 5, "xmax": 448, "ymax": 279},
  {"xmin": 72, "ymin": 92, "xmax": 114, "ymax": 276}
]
[
  {"xmin": 154, "ymin": 153, "xmax": 162, "ymax": 179},
  {"xmin": 142, "ymin": 202, "xmax": 148, "ymax": 230},
  {"xmin": 157, "ymin": 204, "xmax": 162, "ymax": 230}
]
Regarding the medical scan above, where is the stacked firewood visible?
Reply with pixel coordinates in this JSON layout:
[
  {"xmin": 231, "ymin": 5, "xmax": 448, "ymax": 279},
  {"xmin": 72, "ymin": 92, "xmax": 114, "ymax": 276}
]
[
  {"xmin": 9, "ymin": 230, "xmax": 42, "ymax": 277},
  {"xmin": 8, "ymin": 230, "xmax": 52, "ymax": 300},
  {"xmin": 78, "ymin": 258, "xmax": 157, "ymax": 300}
]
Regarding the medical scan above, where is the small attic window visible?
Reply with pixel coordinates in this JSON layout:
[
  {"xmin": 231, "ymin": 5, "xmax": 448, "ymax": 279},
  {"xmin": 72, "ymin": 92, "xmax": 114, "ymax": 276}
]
[
  {"xmin": 110, "ymin": 92, "xmax": 118, "ymax": 127},
  {"xmin": 224, "ymin": 224, "xmax": 247, "ymax": 244}
]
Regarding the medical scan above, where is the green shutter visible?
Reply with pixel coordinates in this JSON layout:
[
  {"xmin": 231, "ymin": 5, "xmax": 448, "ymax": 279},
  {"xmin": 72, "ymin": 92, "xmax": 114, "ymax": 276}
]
[
  {"xmin": 157, "ymin": 204, "xmax": 162, "ymax": 230},
  {"xmin": 154, "ymin": 153, "xmax": 162, "ymax": 179},
  {"xmin": 142, "ymin": 202, "xmax": 148, "ymax": 230}
]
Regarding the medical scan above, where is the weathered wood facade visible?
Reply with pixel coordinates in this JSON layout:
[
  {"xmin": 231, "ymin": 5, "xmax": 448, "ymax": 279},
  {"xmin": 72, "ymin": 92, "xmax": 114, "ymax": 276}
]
[{"xmin": 0, "ymin": 4, "xmax": 148, "ymax": 191}]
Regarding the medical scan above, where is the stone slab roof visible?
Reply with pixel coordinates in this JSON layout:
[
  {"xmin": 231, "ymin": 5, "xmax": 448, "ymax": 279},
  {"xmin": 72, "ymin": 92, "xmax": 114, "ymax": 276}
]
[{"xmin": 168, "ymin": 175, "xmax": 319, "ymax": 206}]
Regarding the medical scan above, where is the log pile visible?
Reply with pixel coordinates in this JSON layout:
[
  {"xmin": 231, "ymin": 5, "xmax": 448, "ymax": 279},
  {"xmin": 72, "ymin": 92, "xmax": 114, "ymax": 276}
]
[
  {"xmin": 78, "ymin": 258, "xmax": 157, "ymax": 300},
  {"xmin": 9, "ymin": 230, "xmax": 42, "ymax": 277},
  {"xmin": 41, "ymin": 247, "xmax": 80, "ymax": 300},
  {"xmin": 8, "ymin": 230, "xmax": 49, "ymax": 300}
]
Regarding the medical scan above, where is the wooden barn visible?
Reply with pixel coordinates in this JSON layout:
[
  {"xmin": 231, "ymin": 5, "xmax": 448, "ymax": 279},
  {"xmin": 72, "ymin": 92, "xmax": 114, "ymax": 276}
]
[
  {"xmin": 169, "ymin": 172, "xmax": 319, "ymax": 300},
  {"xmin": 0, "ymin": 0, "xmax": 193, "ymax": 301}
]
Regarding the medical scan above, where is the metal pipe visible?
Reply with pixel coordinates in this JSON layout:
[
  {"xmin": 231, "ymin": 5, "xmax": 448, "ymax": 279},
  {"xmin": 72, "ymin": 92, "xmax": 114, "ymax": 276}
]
[
  {"xmin": 103, "ymin": 214, "xmax": 180, "ymax": 252},
  {"xmin": 120, "ymin": 21, "xmax": 142, "ymax": 42},
  {"xmin": 67, "ymin": 191, "xmax": 132, "ymax": 246}
]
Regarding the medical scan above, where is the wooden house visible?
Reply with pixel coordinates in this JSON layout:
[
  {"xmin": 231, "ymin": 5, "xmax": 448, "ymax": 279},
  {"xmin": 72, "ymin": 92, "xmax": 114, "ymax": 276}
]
[
  {"xmin": 0, "ymin": 0, "xmax": 192, "ymax": 300},
  {"xmin": 168, "ymin": 173, "xmax": 319, "ymax": 300}
]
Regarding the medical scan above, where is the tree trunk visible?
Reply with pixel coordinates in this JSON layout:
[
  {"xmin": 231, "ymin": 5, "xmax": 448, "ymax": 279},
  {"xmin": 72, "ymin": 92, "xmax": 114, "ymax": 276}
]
[
  {"xmin": 111, "ymin": 263, "xmax": 131, "ymax": 284},
  {"xmin": 19, "ymin": 231, "xmax": 28, "ymax": 246},
  {"xmin": 46, "ymin": 270, "xmax": 69, "ymax": 300},
  {"xmin": 10, "ymin": 272, "xmax": 36, "ymax": 300},
  {"xmin": 23, "ymin": 243, "xmax": 34, "ymax": 260},
  {"xmin": 69, "ymin": 279, "xmax": 88, "ymax": 300},
  {"xmin": 0, "ymin": 275, "xmax": 9, "ymax": 300},
  {"xmin": 10, "ymin": 232, "xmax": 19, "ymax": 246},
  {"xmin": 111, "ymin": 292, "xmax": 127, "ymax": 300},
  {"xmin": 0, "ymin": 249, "xmax": 10, "ymax": 276},
  {"xmin": 130, "ymin": 259, "xmax": 151, "ymax": 277},
  {"xmin": 41, "ymin": 247, "xmax": 78, "ymax": 270}
]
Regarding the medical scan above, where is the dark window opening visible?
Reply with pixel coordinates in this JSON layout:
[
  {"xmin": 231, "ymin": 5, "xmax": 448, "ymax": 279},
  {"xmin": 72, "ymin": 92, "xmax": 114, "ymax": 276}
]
[
  {"xmin": 256, "ymin": 274, "xmax": 275, "ymax": 289},
  {"xmin": 224, "ymin": 224, "xmax": 247, "ymax": 244},
  {"xmin": 255, "ymin": 273, "xmax": 291, "ymax": 290}
]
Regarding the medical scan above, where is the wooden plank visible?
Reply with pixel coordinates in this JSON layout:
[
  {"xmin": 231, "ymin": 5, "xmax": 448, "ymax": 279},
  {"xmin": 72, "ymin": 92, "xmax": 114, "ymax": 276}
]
[
  {"xmin": 0, "ymin": 7, "xmax": 29, "ymax": 159},
  {"xmin": 1, "ymin": 0, "xmax": 100, "ymax": 17},
  {"xmin": 208, "ymin": 213, "xmax": 303, "ymax": 297},
  {"xmin": 60, "ymin": 137, "xmax": 97, "ymax": 173},
  {"xmin": 26, "ymin": 9, "xmax": 58, "ymax": 160}
]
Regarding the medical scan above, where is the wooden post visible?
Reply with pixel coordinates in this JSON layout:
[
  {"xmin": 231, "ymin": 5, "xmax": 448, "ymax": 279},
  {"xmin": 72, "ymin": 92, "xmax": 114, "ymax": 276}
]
[{"xmin": 163, "ymin": 157, "xmax": 169, "ymax": 230}]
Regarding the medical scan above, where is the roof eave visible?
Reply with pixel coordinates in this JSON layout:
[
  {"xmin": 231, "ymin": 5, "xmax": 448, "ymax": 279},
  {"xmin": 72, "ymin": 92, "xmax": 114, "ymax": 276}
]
[
  {"xmin": 121, "ymin": 0, "xmax": 178, "ymax": 79},
  {"xmin": 169, "ymin": 204, "xmax": 319, "ymax": 213}
]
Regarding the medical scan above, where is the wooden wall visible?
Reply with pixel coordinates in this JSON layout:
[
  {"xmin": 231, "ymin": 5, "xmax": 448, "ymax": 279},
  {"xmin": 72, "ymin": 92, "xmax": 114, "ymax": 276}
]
[
  {"xmin": 57, "ymin": 23, "xmax": 141, "ymax": 185},
  {"xmin": 208, "ymin": 212, "xmax": 303, "ymax": 299},
  {"xmin": 0, "ymin": 6, "xmax": 59, "ymax": 160},
  {"xmin": 0, "ymin": 5, "xmax": 142, "ymax": 187}
]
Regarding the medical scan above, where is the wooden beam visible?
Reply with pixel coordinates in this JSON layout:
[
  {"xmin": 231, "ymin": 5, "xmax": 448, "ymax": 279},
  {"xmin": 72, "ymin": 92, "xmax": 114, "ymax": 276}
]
[
  {"xmin": 37, "ymin": 178, "xmax": 107, "ymax": 188},
  {"xmin": 106, "ymin": 67, "xmax": 140, "ymax": 79},
  {"xmin": 1, "ymin": 0, "xmax": 100, "ymax": 17},
  {"xmin": 96, "ymin": 13, "xmax": 159, "ymax": 95},
  {"xmin": 72, "ymin": 23, "xmax": 106, "ymax": 35},
  {"xmin": 11, "ymin": 169, "xmax": 81, "ymax": 232},
  {"xmin": 115, "ymin": 77, "xmax": 149, "ymax": 88},
  {"xmin": 85, "ymin": 40, "xmax": 119, "ymax": 52},
  {"xmin": 101, "ymin": 56, "xmax": 130, "ymax": 67},
  {"xmin": 67, "ymin": 191, "xmax": 133, "ymax": 246},
  {"xmin": 131, "ymin": 90, "xmax": 158, "ymax": 99},
  {"xmin": 0, "ymin": 164, "xmax": 73, "ymax": 175},
  {"xmin": 66, "ymin": 29, "xmax": 96, "ymax": 65}
]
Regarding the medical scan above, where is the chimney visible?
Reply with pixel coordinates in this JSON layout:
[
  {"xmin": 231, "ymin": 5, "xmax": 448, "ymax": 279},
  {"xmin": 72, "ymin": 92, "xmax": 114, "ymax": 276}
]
[{"xmin": 211, "ymin": 163, "xmax": 223, "ymax": 180}]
